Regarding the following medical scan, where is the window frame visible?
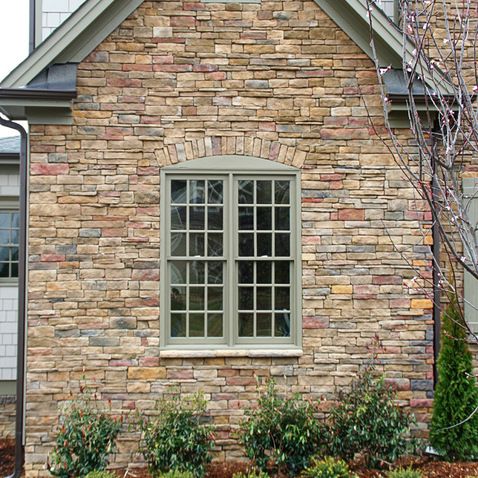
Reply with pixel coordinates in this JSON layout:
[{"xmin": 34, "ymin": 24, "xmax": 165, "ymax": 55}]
[
  {"xmin": 160, "ymin": 155, "xmax": 302, "ymax": 350},
  {"xmin": 0, "ymin": 201, "xmax": 20, "ymax": 285}
]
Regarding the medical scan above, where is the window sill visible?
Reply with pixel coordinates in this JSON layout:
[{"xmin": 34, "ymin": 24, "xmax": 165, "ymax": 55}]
[{"xmin": 159, "ymin": 348, "xmax": 303, "ymax": 359}]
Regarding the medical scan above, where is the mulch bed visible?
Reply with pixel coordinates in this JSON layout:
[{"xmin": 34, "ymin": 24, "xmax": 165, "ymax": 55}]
[
  {"xmin": 2, "ymin": 441, "xmax": 478, "ymax": 478},
  {"xmin": 0, "ymin": 439, "xmax": 15, "ymax": 477}
]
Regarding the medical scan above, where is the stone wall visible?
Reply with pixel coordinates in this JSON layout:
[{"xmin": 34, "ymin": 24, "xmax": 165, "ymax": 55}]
[
  {"xmin": 0, "ymin": 395, "xmax": 16, "ymax": 439},
  {"xmin": 25, "ymin": 0, "xmax": 434, "ymax": 475}
]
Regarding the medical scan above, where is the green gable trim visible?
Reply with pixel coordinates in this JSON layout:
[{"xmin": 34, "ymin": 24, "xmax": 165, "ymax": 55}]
[{"xmin": 1, "ymin": 0, "xmax": 144, "ymax": 89}]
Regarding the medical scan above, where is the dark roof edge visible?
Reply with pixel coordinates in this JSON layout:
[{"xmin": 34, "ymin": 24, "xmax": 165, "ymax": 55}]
[{"xmin": 0, "ymin": 88, "xmax": 77, "ymax": 101}]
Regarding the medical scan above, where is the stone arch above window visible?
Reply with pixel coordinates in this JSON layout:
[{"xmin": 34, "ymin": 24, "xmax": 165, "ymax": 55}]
[{"xmin": 159, "ymin": 154, "xmax": 302, "ymax": 351}]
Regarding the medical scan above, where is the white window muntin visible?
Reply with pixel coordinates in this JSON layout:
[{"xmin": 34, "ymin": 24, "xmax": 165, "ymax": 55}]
[{"xmin": 160, "ymin": 156, "xmax": 301, "ymax": 350}]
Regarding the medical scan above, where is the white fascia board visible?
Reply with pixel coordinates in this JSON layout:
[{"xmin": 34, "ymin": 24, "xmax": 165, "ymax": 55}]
[{"xmin": 1, "ymin": 0, "xmax": 144, "ymax": 89}]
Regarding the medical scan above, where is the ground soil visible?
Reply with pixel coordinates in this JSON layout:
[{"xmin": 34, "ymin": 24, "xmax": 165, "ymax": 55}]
[{"xmin": 2, "ymin": 441, "xmax": 478, "ymax": 478}]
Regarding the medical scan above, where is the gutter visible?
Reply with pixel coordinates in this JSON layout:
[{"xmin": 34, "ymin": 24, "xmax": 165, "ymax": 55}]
[
  {"xmin": 0, "ymin": 88, "xmax": 76, "ymax": 101},
  {"xmin": 0, "ymin": 117, "xmax": 27, "ymax": 478}
]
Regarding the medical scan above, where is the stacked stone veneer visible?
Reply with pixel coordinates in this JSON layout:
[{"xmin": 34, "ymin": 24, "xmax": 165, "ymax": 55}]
[
  {"xmin": 0, "ymin": 395, "xmax": 16, "ymax": 439},
  {"xmin": 26, "ymin": 0, "xmax": 435, "ymax": 475}
]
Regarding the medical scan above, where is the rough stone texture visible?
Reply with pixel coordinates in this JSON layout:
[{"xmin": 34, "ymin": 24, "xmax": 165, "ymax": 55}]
[
  {"xmin": 0, "ymin": 395, "xmax": 16, "ymax": 439},
  {"xmin": 25, "ymin": 1, "xmax": 437, "ymax": 476}
]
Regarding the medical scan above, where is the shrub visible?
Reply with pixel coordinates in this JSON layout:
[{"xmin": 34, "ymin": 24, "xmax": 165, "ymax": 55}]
[
  {"xmin": 232, "ymin": 470, "xmax": 270, "ymax": 478},
  {"xmin": 139, "ymin": 392, "xmax": 213, "ymax": 478},
  {"xmin": 48, "ymin": 392, "xmax": 122, "ymax": 478},
  {"xmin": 387, "ymin": 467, "xmax": 422, "ymax": 478},
  {"xmin": 325, "ymin": 366, "xmax": 415, "ymax": 468},
  {"xmin": 85, "ymin": 472, "xmax": 118, "ymax": 478},
  {"xmin": 302, "ymin": 457, "xmax": 356, "ymax": 478},
  {"xmin": 430, "ymin": 301, "xmax": 478, "ymax": 461},
  {"xmin": 239, "ymin": 380, "xmax": 323, "ymax": 476}
]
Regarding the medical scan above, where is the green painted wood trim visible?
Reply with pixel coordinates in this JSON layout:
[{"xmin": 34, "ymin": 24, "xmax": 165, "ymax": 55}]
[
  {"xmin": 0, "ymin": 381, "xmax": 16, "ymax": 396},
  {"xmin": 314, "ymin": 0, "xmax": 454, "ymax": 97},
  {"xmin": 1, "ymin": 0, "xmax": 144, "ymax": 89},
  {"xmin": 463, "ymin": 177, "xmax": 478, "ymax": 333}
]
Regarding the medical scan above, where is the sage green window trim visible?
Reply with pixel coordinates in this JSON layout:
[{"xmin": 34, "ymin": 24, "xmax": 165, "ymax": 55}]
[
  {"xmin": 0, "ymin": 202, "xmax": 20, "ymax": 285},
  {"xmin": 160, "ymin": 155, "xmax": 301, "ymax": 350},
  {"xmin": 463, "ymin": 177, "xmax": 478, "ymax": 333}
]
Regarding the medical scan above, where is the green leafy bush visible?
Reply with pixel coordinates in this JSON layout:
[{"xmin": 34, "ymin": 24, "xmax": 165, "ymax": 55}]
[
  {"xmin": 302, "ymin": 457, "xmax": 356, "ymax": 478},
  {"xmin": 159, "ymin": 471, "xmax": 195, "ymax": 478},
  {"xmin": 430, "ymin": 301, "xmax": 478, "ymax": 460},
  {"xmin": 48, "ymin": 393, "xmax": 122, "ymax": 478},
  {"xmin": 232, "ymin": 470, "xmax": 270, "ymax": 478},
  {"xmin": 139, "ymin": 393, "xmax": 214, "ymax": 478},
  {"xmin": 85, "ymin": 472, "xmax": 118, "ymax": 478},
  {"xmin": 325, "ymin": 366, "xmax": 415, "ymax": 468},
  {"xmin": 387, "ymin": 467, "xmax": 422, "ymax": 478},
  {"xmin": 239, "ymin": 380, "xmax": 323, "ymax": 476}
]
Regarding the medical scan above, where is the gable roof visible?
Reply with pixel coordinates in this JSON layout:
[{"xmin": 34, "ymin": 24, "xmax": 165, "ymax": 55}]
[
  {"xmin": 1, "ymin": 0, "xmax": 144, "ymax": 89},
  {"xmin": 0, "ymin": 0, "xmax": 454, "ymax": 121}
]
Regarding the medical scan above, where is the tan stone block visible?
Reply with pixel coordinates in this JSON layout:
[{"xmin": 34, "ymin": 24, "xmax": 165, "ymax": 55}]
[{"xmin": 127, "ymin": 367, "xmax": 167, "ymax": 380}]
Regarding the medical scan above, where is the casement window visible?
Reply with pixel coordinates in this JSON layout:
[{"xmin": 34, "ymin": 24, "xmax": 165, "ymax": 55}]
[
  {"xmin": 160, "ymin": 156, "xmax": 301, "ymax": 349},
  {"xmin": 0, "ymin": 208, "xmax": 19, "ymax": 281},
  {"xmin": 464, "ymin": 178, "xmax": 478, "ymax": 333}
]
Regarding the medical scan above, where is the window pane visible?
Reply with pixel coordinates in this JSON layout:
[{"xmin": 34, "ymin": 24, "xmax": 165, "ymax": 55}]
[
  {"xmin": 239, "ymin": 207, "xmax": 254, "ymax": 230},
  {"xmin": 171, "ymin": 206, "xmax": 186, "ymax": 230},
  {"xmin": 239, "ymin": 233, "xmax": 254, "ymax": 256},
  {"xmin": 257, "ymin": 313, "xmax": 272, "ymax": 337},
  {"xmin": 0, "ymin": 214, "xmax": 9, "ymax": 228},
  {"xmin": 208, "ymin": 287, "xmax": 223, "ymax": 311},
  {"xmin": 12, "ymin": 213, "xmax": 19, "ymax": 229},
  {"xmin": 0, "ymin": 263, "xmax": 8, "ymax": 278},
  {"xmin": 11, "ymin": 263, "xmax": 18, "ymax": 278},
  {"xmin": 208, "ymin": 207, "xmax": 223, "ymax": 230},
  {"xmin": 171, "ymin": 314, "xmax": 186, "ymax": 337},
  {"xmin": 257, "ymin": 181, "xmax": 272, "ymax": 204},
  {"xmin": 171, "ymin": 261, "xmax": 187, "ymax": 284},
  {"xmin": 208, "ymin": 314, "xmax": 223, "ymax": 337},
  {"xmin": 239, "ymin": 313, "xmax": 253, "ymax": 337},
  {"xmin": 190, "ymin": 233, "xmax": 205, "ymax": 256},
  {"xmin": 190, "ymin": 287, "xmax": 205, "ymax": 310},
  {"xmin": 190, "ymin": 262, "xmax": 205, "ymax": 284},
  {"xmin": 275, "ymin": 312, "xmax": 291, "ymax": 337},
  {"xmin": 208, "ymin": 180, "xmax": 223, "ymax": 204},
  {"xmin": 257, "ymin": 262, "xmax": 272, "ymax": 284},
  {"xmin": 257, "ymin": 207, "xmax": 272, "ymax": 230},
  {"xmin": 10, "ymin": 229, "xmax": 18, "ymax": 245},
  {"xmin": 239, "ymin": 262, "xmax": 253, "ymax": 284},
  {"xmin": 257, "ymin": 287, "xmax": 272, "ymax": 310},
  {"xmin": 275, "ymin": 180, "xmax": 290, "ymax": 204},
  {"xmin": 208, "ymin": 233, "xmax": 223, "ymax": 257},
  {"xmin": 207, "ymin": 262, "xmax": 223, "ymax": 284},
  {"xmin": 275, "ymin": 207, "xmax": 290, "ymax": 231},
  {"xmin": 275, "ymin": 233, "xmax": 290, "ymax": 256},
  {"xmin": 0, "ymin": 247, "xmax": 8, "ymax": 262},
  {"xmin": 239, "ymin": 287, "xmax": 253, "ymax": 310},
  {"xmin": 190, "ymin": 206, "xmax": 205, "ymax": 230},
  {"xmin": 275, "ymin": 261, "xmax": 290, "ymax": 284},
  {"xmin": 171, "ymin": 287, "xmax": 186, "ymax": 310},
  {"xmin": 275, "ymin": 287, "xmax": 290, "ymax": 310},
  {"xmin": 0, "ymin": 230, "xmax": 8, "ymax": 245},
  {"xmin": 171, "ymin": 180, "xmax": 187, "ymax": 203},
  {"xmin": 10, "ymin": 248, "xmax": 18, "ymax": 262},
  {"xmin": 239, "ymin": 180, "xmax": 253, "ymax": 204},
  {"xmin": 171, "ymin": 233, "xmax": 187, "ymax": 256},
  {"xmin": 190, "ymin": 313, "xmax": 205, "ymax": 337},
  {"xmin": 190, "ymin": 180, "xmax": 205, "ymax": 204},
  {"xmin": 257, "ymin": 233, "xmax": 272, "ymax": 256}
]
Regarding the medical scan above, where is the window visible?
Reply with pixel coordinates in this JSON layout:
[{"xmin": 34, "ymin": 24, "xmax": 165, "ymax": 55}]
[
  {"xmin": 160, "ymin": 156, "xmax": 301, "ymax": 349},
  {"xmin": 0, "ymin": 209, "xmax": 19, "ymax": 281}
]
